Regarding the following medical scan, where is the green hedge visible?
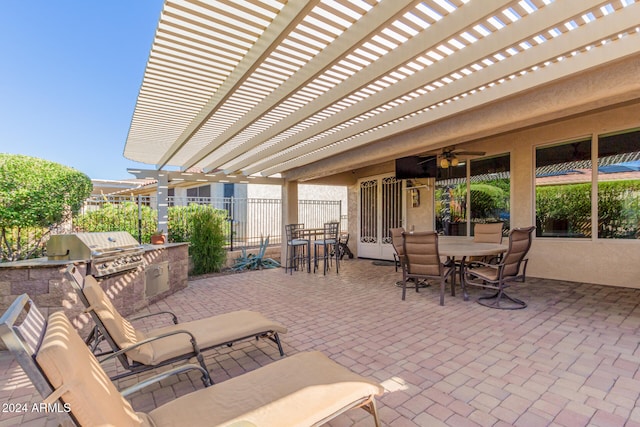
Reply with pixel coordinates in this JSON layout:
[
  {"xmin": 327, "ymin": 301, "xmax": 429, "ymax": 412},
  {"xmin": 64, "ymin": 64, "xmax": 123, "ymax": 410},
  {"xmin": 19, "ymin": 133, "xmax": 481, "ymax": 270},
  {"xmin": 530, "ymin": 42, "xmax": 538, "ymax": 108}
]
[
  {"xmin": 598, "ymin": 180, "xmax": 640, "ymax": 238},
  {"xmin": 536, "ymin": 179, "xmax": 640, "ymax": 238},
  {"xmin": 0, "ymin": 154, "xmax": 92, "ymax": 262},
  {"xmin": 75, "ymin": 203, "xmax": 229, "ymax": 274},
  {"xmin": 74, "ymin": 201, "xmax": 157, "ymax": 242}
]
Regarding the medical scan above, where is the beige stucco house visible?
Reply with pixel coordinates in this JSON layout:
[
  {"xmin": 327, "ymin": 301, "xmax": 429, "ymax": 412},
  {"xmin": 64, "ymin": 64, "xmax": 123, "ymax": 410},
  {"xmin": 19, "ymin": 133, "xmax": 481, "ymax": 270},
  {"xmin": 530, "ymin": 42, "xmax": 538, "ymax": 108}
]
[{"xmin": 123, "ymin": 0, "xmax": 640, "ymax": 288}]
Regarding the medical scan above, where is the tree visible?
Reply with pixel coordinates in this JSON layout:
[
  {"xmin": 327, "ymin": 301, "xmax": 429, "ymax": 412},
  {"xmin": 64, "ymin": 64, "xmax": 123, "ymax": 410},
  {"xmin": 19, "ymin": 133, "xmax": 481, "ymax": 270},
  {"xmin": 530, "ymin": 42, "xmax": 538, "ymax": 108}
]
[{"xmin": 0, "ymin": 154, "xmax": 92, "ymax": 261}]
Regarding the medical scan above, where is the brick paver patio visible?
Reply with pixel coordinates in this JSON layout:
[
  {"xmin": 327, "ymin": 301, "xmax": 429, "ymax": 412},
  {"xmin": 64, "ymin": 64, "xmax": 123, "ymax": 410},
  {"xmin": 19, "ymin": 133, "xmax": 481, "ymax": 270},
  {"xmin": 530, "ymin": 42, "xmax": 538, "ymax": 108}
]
[{"xmin": 1, "ymin": 258, "xmax": 640, "ymax": 426}]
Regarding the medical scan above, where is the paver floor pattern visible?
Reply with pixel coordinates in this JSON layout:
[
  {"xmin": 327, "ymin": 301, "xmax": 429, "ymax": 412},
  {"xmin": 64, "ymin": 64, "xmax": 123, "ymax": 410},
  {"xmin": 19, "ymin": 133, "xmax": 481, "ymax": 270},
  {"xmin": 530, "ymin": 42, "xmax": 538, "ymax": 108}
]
[{"xmin": 1, "ymin": 259, "xmax": 639, "ymax": 426}]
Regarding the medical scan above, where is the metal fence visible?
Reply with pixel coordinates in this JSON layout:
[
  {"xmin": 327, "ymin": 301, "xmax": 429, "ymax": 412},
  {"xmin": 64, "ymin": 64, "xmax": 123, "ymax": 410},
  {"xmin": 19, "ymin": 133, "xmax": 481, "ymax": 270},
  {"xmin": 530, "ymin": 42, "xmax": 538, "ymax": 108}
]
[{"xmin": 74, "ymin": 195, "xmax": 342, "ymax": 249}]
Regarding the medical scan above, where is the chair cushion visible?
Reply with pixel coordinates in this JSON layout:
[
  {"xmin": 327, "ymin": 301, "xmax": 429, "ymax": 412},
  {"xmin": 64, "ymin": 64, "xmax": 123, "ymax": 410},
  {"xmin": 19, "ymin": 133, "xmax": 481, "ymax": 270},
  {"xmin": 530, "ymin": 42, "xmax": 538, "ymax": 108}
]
[
  {"xmin": 314, "ymin": 239, "xmax": 336, "ymax": 245},
  {"xmin": 469, "ymin": 265, "xmax": 499, "ymax": 281},
  {"xmin": 36, "ymin": 312, "xmax": 152, "ymax": 427},
  {"xmin": 148, "ymin": 311, "xmax": 287, "ymax": 364},
  {"xmin": 474, "ymin": 223, "xmax": 503, "ymax": 244},
  {"xmin": 83, "ymin": 275, "xmax": 155, "ymax": 365},
  {"xmin": 148, "ymin": 351, "xmax": 383, "ymax": 427},
  {"xmin": 289, "ymin": 239, "xmax": 308, "ymax": 245}
]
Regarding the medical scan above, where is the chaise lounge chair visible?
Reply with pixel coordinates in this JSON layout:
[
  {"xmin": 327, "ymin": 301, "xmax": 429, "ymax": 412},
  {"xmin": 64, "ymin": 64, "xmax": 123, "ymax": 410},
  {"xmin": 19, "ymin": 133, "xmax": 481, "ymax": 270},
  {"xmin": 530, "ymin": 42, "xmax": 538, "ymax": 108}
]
[
  {"xmin": 65, "ymin": 265, "xmax": 287, "ymax": 386},
  {"xmin": 0, "ymin": 294, "xmax": 384, "ymax": 427}
]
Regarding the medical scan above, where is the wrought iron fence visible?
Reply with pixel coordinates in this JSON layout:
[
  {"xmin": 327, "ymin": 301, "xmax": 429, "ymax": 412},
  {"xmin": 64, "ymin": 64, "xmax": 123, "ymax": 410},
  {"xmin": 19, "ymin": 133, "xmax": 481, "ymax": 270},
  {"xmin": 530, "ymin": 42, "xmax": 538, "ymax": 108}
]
[{"xmin": 73, "ymin": 195, "xmax": 342, "ymax": 249}]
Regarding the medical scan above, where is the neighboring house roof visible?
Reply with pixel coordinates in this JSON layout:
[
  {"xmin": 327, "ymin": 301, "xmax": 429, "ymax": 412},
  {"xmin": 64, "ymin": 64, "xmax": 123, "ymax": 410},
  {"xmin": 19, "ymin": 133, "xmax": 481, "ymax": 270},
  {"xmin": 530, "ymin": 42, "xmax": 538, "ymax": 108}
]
[
  {"xmin": 123, "ymin": 1, "xmax": 640, "ymax": 181},
  {"xmin": 91, "ymin": 179, "xmax": 154, "ymax": 196}
]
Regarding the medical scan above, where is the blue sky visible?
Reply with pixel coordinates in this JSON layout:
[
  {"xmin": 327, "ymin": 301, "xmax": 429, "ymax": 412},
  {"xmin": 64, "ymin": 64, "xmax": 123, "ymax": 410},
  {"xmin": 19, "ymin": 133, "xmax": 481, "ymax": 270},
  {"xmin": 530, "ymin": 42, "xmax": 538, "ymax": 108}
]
[{"xmin": 0, "ymin": 1, "xmax": 164, "ymax": 180}]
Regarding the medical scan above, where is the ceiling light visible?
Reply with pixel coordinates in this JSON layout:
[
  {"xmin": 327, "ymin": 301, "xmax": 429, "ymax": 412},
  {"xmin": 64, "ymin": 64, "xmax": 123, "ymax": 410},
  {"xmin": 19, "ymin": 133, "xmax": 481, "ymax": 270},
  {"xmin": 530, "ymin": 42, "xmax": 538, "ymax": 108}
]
[{"xmin": 440, "ymin": 157, "xmax": 450, "ymax": 168}]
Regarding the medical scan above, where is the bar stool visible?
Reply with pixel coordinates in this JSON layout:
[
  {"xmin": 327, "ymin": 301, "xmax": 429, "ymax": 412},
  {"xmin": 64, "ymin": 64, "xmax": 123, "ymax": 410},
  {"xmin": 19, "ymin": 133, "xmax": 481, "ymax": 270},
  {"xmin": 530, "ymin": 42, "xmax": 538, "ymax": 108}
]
[
  {"xmin": 285, "ymin": 224, "xmax": 310, "ymax": 273},
  {"xmin": 313, "ymin": 222, "xmax": 339, "ymax": 275}
]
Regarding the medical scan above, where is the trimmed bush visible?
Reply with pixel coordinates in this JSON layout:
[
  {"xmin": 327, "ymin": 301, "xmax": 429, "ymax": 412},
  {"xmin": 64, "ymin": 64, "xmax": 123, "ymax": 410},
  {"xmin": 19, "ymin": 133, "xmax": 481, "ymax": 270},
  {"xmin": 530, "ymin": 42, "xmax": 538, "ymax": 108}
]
[
  {"xmin": 189, "ymin": 206, "xmax": 228, "ymax": 275},
  {"xmin": 0, "ymin": 154, "xmax": 92, "ymax": 261},
  {"xmin": 74, "ymin": 201, "xmax": 157, "ymax": 242}
]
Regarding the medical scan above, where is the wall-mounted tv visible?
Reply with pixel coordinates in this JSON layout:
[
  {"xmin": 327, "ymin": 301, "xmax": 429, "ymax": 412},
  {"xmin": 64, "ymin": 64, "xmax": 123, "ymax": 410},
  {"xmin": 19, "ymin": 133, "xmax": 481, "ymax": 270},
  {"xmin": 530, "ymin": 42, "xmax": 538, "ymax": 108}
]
[{"xmin": 395, "ymin": 155, "xmax": 437, "ymax": 179}]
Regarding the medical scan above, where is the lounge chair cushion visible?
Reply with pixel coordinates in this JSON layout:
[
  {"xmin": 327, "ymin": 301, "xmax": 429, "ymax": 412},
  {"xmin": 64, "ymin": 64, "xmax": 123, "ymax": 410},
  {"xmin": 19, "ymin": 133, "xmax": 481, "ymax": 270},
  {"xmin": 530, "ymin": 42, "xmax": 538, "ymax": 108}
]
[
  {"xmin": 83, "ymin": 275, "xmax": 288, "ymax": 365},
  {"xmin": 147, "ymin": 311, "xmax": 287, "ymax": 364},
  {"xmin": 82, "ymin": 275, "xmax": 155, "ymax": 364},
  {"xmin": 148, "ymin": 351, "xmax": 383, "ymax": 427},
  {"xmin": 36, "ymin": 311, "xmax": 151, "ymax": 427}
]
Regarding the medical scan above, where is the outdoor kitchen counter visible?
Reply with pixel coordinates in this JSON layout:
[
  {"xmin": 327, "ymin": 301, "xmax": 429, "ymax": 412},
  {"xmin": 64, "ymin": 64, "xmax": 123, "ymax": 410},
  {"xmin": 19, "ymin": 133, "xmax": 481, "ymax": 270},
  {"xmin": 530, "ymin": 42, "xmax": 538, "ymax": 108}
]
[
  {"xmin": 141, "ymin": 242, "xmax": 189, "ymax": 250},
  {"xmin": 0, "ymin": 242, "xmax": 188, "ymax": 269},
  {"xmin": 0, "ymin": 242, "xmax": 189, "ymax": 348}
]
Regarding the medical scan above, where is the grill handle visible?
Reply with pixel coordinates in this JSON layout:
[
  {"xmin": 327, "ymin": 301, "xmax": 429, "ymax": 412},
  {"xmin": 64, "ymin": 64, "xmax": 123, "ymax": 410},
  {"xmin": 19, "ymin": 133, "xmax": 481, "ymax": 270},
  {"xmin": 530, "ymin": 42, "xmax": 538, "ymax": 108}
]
[{"xmin": 91, "ymin": 248, "xmax": 125, "ymax": 257}]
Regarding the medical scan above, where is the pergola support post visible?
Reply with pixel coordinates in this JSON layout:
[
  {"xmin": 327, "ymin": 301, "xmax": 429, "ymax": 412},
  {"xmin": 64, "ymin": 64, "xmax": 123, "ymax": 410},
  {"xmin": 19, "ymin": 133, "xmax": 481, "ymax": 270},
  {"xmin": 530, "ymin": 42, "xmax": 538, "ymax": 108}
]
[
  {"xmin": 281, "ymin": 181, "xmax": 299, "ymax": 264},
  {"xmin": 157, "ymin": 172, "xmax": 169, "ymax": 235}
]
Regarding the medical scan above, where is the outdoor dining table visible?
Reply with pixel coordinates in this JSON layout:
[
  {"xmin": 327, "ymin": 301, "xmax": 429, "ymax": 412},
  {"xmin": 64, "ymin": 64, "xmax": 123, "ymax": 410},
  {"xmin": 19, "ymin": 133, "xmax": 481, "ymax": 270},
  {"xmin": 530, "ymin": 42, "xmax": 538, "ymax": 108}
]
[
  {"xmin": 292, "ymin": 228, "xmax": 325, "ymax": 273},
  {"xmin": 438, "ymin": 239, "xmax": 508, "ymax": 301},
  {"xmin": 298, "ymin": 228, "xmax": 325, "ymax": 239}
]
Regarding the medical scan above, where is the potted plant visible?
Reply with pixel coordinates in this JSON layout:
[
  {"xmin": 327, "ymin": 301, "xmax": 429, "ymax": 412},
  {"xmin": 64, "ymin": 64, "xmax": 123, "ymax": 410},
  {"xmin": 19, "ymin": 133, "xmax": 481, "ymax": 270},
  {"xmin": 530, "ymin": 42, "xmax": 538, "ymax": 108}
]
[{"xmin": 151, "ymin": 230, "xmax": 166, "ymax": 245}]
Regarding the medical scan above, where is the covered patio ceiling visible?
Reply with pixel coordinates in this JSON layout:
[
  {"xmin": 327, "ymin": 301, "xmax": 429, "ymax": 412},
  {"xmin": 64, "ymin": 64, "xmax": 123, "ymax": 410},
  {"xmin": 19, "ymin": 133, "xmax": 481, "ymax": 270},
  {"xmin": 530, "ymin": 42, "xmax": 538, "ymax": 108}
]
[{"xmin": 124, "ymin": 0, "xmax": 640, "ymax": 181}]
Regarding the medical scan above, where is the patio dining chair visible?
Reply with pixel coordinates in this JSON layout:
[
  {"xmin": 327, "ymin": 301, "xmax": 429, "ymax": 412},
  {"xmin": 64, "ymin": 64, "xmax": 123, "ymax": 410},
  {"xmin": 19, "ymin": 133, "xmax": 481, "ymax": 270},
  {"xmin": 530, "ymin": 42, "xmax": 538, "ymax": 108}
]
[
  {"xmin": 313, "ymin": 221, "xmax": 340, "ymax": 275},
  {"xmin": 65, "ymin": 265, "xmax": 287, "ymax": 386},
  {"xmin": 390, "ymin": 227, "xmax": 405, "ymax": 272},
  {"xmin": 401, "ymin": 231, "xmax": 455, "ymax": 305},
  {"xmin": 464, "ymin": 226, "xmax": 535, "ymax": 309},
  {"xmin": 285, "ymin": 223, "xmax": 310, "ymax": 273},
  {"xmin": 470, "ymin": 222, "xmax": 504, "ymax": 264},
  {"xmin": 0, "ymin": 294, "xmax": 384, "ymax": 427}
]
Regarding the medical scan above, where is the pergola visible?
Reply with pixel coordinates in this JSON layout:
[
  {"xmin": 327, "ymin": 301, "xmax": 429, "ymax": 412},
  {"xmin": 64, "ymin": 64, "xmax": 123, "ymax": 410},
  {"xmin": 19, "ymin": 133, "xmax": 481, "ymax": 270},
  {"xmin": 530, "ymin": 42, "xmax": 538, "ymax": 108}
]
[
  {"xmin": 123, "ymin": 0, "xmax": 640, "ymax": 286},
  {"xmin": 124, "ymin": 0, "xmax": 639, "ymax": 178}
]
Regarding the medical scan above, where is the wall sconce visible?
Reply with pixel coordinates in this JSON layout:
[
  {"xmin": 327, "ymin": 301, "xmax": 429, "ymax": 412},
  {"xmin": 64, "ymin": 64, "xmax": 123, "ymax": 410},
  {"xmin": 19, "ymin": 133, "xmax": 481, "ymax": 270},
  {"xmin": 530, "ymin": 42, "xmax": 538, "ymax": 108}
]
[{"xmin": 411, "ymin": 189, "xmax": 420, "ymax": 207}]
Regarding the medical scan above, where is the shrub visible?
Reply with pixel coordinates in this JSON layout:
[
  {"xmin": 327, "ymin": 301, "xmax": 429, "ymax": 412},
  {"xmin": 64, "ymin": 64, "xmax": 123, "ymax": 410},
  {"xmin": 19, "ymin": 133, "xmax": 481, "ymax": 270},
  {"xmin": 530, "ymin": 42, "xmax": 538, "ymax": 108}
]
[
  {"xmin": 598, "ymin": 180, "xmax": 640, "ymax": 238},
  {"xmin": 536, "ymin": 183, "xmax": 591, "ymax": 236},
  {"xmin": 74, "ymin": 200, "xmax": 157, "ymax": 242},
  {"xmin": 469, "ymin": 183, "xmax": 507, "ymax": 220},
  {"xmin": 189, "ymin": 206, "xmax": 228, "ymax": 275},
  {"xmin": 0, "ymin": 154, "xmax": 92, "ymax": 261},
  {"xmin": 167, "ymin": 204, "xmax": 201, "ymax": 243}
]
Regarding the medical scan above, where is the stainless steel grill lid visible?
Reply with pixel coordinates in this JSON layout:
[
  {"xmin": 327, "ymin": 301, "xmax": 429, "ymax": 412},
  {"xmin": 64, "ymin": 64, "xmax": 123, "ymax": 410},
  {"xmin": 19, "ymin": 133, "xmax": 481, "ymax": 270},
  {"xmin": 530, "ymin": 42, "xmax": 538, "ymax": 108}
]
[{"xmin": 47, "ymin": 231, "xmax": 145, "ymax": 276}]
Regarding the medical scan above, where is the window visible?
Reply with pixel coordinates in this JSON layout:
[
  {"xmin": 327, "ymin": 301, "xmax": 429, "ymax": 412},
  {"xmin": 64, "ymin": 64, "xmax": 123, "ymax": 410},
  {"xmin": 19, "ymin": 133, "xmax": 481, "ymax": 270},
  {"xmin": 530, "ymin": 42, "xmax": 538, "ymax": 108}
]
[
  {"xmin": 470, "ymin": 154, "xmax": 510, "ymax": 235},
  {"xmin": 435, "ymin": 153, "xmax": 511, "ymax": 236},
  {"xmin": 435, "ymin": 162, "xmax": 467, "ymax": 236},
  {"xmin": 186, "ymin": 184, "xmax": 211, "ymax": 198},
  {"xmin": 597, "ymin": 129, "xmax": 640, "ymax": 239},
  {"xmin": 535, "ymin": 138, "xmax": 592, "ymax": 238}
]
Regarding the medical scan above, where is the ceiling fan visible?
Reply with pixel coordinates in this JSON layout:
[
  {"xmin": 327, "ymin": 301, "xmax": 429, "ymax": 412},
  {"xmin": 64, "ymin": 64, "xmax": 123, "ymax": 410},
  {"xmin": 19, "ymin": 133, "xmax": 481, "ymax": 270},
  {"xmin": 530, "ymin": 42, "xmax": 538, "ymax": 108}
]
[{"xmin": 437, "ymin": 146, "xmax": 486, "ymax": 168}]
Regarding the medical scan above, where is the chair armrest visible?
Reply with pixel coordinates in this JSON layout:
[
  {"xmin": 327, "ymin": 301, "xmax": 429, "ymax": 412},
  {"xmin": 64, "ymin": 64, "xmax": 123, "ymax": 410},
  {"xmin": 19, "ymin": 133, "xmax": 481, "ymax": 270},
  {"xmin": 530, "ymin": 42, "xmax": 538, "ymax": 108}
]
[
  {"xmin": 466, "ymin": 260, "xmax": 500, "ymax": 270},
  {"xmin": 398, "ymin": 255, "xmax": 408, "ymax": 273},
  {"xmin": 98, "ymin": 329, "xmax": 201, "ymax": 363},
  {"xmin": 120, "ymin": 364, "xmax": 210, "ymax": 396},
  {"xmin": 128, "ymin": 310, "xmax": 179, "ymax": 325}
]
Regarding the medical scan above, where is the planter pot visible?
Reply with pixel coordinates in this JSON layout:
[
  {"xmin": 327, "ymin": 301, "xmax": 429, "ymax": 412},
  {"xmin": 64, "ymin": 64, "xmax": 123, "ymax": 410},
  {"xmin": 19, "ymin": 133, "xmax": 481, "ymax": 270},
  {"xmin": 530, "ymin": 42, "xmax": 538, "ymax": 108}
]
[{"xmin": 151, "ymin": 235, "xmax": 166, "ymax": 245}]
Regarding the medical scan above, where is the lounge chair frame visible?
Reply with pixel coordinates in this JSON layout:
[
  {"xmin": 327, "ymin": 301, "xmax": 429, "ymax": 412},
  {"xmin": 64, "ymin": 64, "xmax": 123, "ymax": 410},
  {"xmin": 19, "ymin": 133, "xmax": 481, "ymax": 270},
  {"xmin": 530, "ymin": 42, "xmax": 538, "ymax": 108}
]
[
  {"xmin": 1, "ymin": 295, "xmax": 382, "ymax": 427},
  {"xmin": 65, "ymin": 264, "xmax": 284, "ymax": 386},
  {"xmin": 0, "ymin": 294, "xmax": 209, "ymax": 427}
]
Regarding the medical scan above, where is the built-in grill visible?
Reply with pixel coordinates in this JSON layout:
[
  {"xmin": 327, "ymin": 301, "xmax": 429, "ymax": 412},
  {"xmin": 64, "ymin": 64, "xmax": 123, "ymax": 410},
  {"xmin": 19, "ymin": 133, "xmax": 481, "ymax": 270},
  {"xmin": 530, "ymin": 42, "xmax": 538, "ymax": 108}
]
[{"xmin": 47, "ymin": 231, "xmax": 145, "ymax": 277}]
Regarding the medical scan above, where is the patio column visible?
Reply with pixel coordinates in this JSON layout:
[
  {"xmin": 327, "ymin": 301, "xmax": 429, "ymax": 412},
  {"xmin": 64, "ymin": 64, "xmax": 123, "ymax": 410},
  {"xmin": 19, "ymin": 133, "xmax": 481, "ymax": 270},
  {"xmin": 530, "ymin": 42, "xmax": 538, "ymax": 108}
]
[
  {"xmin": 281, "ymin": 180, "xmax": 299, "ymax": 263},
  {"xmin": 157, "ymin": 172, "xmax": 169, "ymax": 235}
]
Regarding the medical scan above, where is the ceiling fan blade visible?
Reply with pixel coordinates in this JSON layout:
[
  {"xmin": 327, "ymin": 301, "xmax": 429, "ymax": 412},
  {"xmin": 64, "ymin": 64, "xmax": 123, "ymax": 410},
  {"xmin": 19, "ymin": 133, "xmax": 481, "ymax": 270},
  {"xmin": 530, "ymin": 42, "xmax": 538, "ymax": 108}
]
[{"xmin": 453, "ymin": 150, "xmax": 486, "ymax": 156}]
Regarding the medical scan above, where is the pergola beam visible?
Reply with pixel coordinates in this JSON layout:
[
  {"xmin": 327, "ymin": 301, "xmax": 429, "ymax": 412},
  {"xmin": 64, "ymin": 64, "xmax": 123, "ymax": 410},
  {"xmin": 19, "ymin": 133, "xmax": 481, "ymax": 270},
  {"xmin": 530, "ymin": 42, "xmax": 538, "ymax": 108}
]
[{"xmin": 155, "ymin": 0, "xmax": 318, "ymax": 169}]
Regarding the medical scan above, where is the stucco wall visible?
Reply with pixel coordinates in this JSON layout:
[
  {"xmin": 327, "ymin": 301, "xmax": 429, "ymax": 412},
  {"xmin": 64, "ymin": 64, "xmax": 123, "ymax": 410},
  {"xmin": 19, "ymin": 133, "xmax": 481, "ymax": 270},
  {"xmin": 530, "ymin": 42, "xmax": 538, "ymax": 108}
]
[{"xmin": 346, "ymin": 101, "xmax": 640, "ymax": 288}]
